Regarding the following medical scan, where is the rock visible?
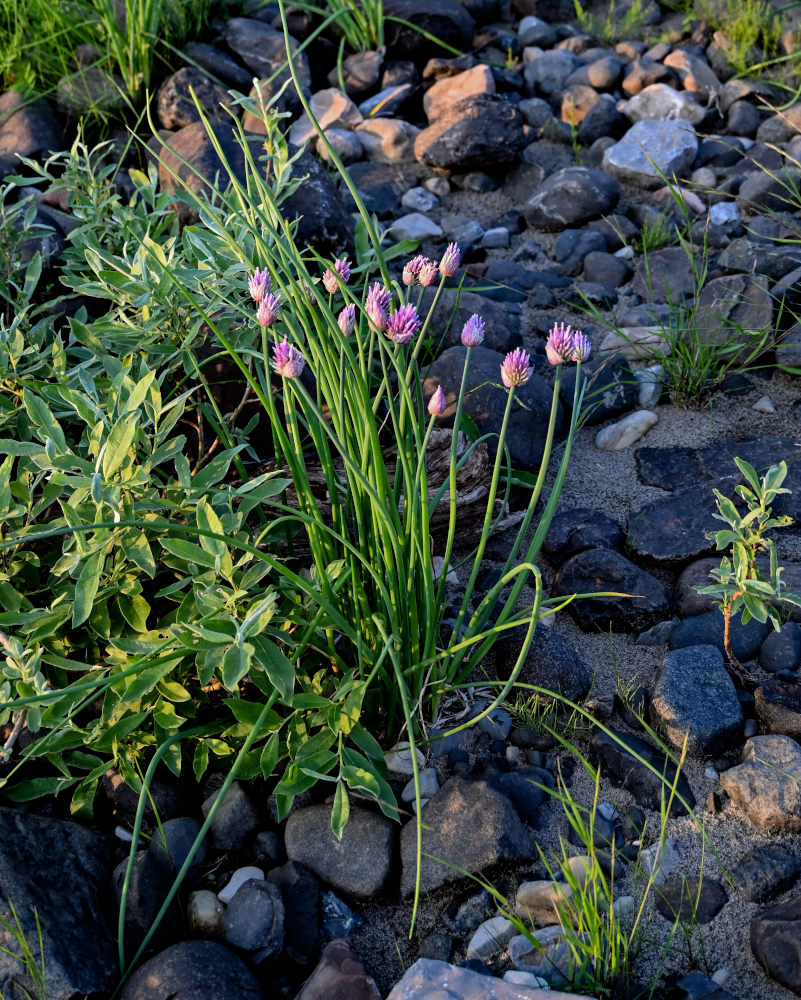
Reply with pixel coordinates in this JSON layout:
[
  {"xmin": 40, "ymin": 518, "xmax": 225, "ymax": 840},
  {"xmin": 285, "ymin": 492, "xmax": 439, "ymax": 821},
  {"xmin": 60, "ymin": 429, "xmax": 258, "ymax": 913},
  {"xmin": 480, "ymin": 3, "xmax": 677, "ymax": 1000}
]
[
  {"xmin": 631, "ymin": 245, "xmax": 696, "ymax": 303},
  {"xmin": 202, "ymin": 780, "xmax": 259, "ymax": 850},
  {"xmin": 591, "ymin": 728, "xmax": 696, "ymax": 816},
  {"xmin": 542, "ymin": 507, "xmax": 623, "ymax": 562},
  {"xmin": 508, "ymin": 925, "xmax": 573, "ymax": 984},
  {"xmin": 668, "ymin": 609, "xmax": 770, "ymax": 662},
  {"xmin": 583, "ymin": 250, "xmax": 632, "ymax": 286},
  {"xmin": 525, "ymin": 50, "xmax": 580, "ymax": 96},
  {"xmin": 760, "ymin": 623, "xmax": 801, "ymax": 673},
  {"xmin": 423, "ymin": 346, "xmax": 564, "ymax": 472},
  {"xmin": 497, "ymin": 623, "xmax": 592, "ymax": 703},
  {"xmin": 485, "ymin": 766, "xmax": 548, "ymax": 823},
  {"xmin": 420, "ymin": 286, "xmax": 520, "ymax": 354},
  {"xmin": 524, "ymin": 166, "xmax": 620, "ymax": 231},
  {"xmin": 737, "ymin": 167, "xmax": 801, "ymax": 216},
  {"xmin": 518, "ymin": 16, "xmax": 556, "ymax": 47},
  {"xmin": 331, "ymin": 50, "xmax": 384, "ymax": 97},
  {"xmin": 221, "ymin": 880, "xmax": 285, "ymax": 963},
  {"xmin": 223, "ymin": 18, "xmax": 310, "ymax": 88},
  {"xmin": 602, "ymin": 120, "xmax": 699, "ymax": 188},
  {"xmin": 627, "ymin": 479, "xmax": 730, "ymax": 563},
  {"xmin": 651, "ymin": 645, "xmax": 743, "ymax": 757},
  {"xmin": 156, "ymin": 67, "xmax": 234, "ymax": 130},
  {"xmin": 424, "ymin": 65, "xmax": 495, "ymax": 120},
  {"xmin": 359, "ymin": 83, "xmax": 416, "ymax": 118},
  {"xmin": 415, "ymin": 96, "xmax": 526, "ymax": 171},
  {"xmin": 387, "ymin": 957, "xmax": 575, "ymax": 998},
  {"xmin": 756, "ymin": 103, "xmax": 801, "ymax": 143},
  {"xmin": 595, "ymin": 410, "xmax": 658, "ymax": 451},
  {"xmin": 753, "ymin": 395, "xmax": 776, "ymax": 413},
  {"xmin": 577, "ymin": 99, "xmax": 629, "ymax": 145},
  {"xmin": 386, "ymin": 741, "xmax": 426, "ymax": 775},
  {"xmin": 0, "ymin": 809, "xmax": 116, "ymax": 1000},
  {"xmin": 755, "ymin": 683, "xmax": 801, "ymax": 739},
  {"xmin": 598, "ymin": 327, "xmax": 668, "ymax": 360},
  {"xmin": 0, "ymin": 91, "xmax": 63, "ymax": 174},
  {"xmin": 720, "ymin": 735, "xmax": 801, "ymax": 833},
  {"xmin": 295, "ymin": 939, "xmax": 381, "ymax": 1000},
  {"xmin": 559, "ymin": 85, "xmax": 601, "ymax": 126},
  {"xmin": 622, "ymin": 56, "xmax": 676, "ymax": 96},
  {"xmin": 673, "ymin": 557, "xmax": 723, "ymax": 617},
  {"xmin": 750, "ymin": 896, "xmax": 801, "ymax": 995},
  {"xmin": 266, "ymin": 861, "xmax": 319, "ymax": 966},
  {"xmin": 731, "ymin": 845, "xmax": 801, "ymax": 903},
  {"xmin": 516, "ymin": 881, "xmax": 572, "ymax": 926},
  {"xmin": 482, "ymin": 227, "xmax": 511, "ymax": 248},
  {"xmin": 402, "ymin": 768, "xmax": 440, "ymax": 801},
  {"xmin": 185, "ymin": 42, "xmax": 254, "ymax": 90},
  {"xmin": 693, "ymin": 274, "xmax": 773, "ymax": 354},
  {"xmin": 663, "ymin": 50, "xmax": 721, "ymax": 101},
  {"xmin": 554, "ymin": 548, "xmax": 671, "ymax": 632},
  {"xmin": 640, "ymin": 838, "xmax": 682, "ymax": 885},
  {"xmin": 383, "ymin": 0, "xmax": 475, "ymax": 61},
  {"xmin": 118, "ymin": 940, "xmax": 264, "ymax": 1000},
  {"xmin": 113, "ymin": 851, "xmax": 182, "ymax": 950},
  {"xmin": 282, "ymin": 150, "xmax": 356, "ymax": 255},
  {"xmin": 399, "ymin": 776, "xmax": 533, "ymax": 897},
  {"xmin": 318, "ymin": 129, "xmax": 363, "ymax": 165},
  {"xmin": 622, "ymin": 83, "xmax": 706, "ymax": 125},
  {"xmin": 285, "ymin": 804, "xmax": 396, "ymax": 898},
  {"xmin": 187, "ymin": 890, "xmax": 225, "ymax": 936},
  {"xmin": 560, "ymin": 357, "xmax": 638, "ymax": 425},
  {"xmin": 666, "ymin": 971, "xmax": 741, "ymax": 1000},
  {"xmin": 356, "ymin": 119, "xmax": 420, "ymax": 163},
  {"xmin": 148, "ymin": 816, "xmax": 205, "ymax": 873},
  {"xmin": 466, "ymin": 915, "xmax": 517, "ymax": 958},
  {"xmin": 655, "ymin": 877, "xmax": 728, "ymax": 923},
  {"xmin": 289, "ymin": 88, "xmax": 363, "ymax": 146},
  {"xmin": 389, "ymin": 212, "xmax": 443, "ymax": 240},
  {"xmin": 401, "ymin": 186, "xmax": 440, "ymax": 212},
  {"xmin": 56, "ymin": 66, "xmax": 126, "ymax": 116},
  {"xmin": 219, "ymin": 866, "xmax": 265, "ymax": 904}
]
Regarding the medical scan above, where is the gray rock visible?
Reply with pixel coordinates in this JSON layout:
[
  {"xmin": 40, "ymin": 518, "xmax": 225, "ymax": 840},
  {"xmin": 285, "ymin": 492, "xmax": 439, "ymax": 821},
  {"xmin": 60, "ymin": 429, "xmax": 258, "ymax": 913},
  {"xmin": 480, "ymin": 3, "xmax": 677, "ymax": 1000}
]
[
  {"xmin": 668, "ymin": 609, "xmax": 770, "ymax": 662},
  {"xmin": 295, "ymin": 939, "xmax": 381, "ymax": 1000},
  {"xmin": 596, "ymin": 410, "xmax": 658, "ymax": 451},
  {"xmin": 223, "ymin": 18, "xmax": 310, "ymax": 88},
  {"xmin": 627, "ymin": 478, "xmax": 733, "ymax": 563},
  {"xmin": 420, "ymin": 287, "xmax": 520, "ymax": 354},
  {"xmin": 56, "ymin": 66, "xmax": 126, "ymax": 116},
  {"xmin": 560, "ymin": 357, "xmax": 638, "ymax": 425},
  {"xmin": 317, "ymin": 128, "xmax": 363, "ymax": 165},
  {"xmin": 387, "ymin": 957, "xmax": 565, "ymax": 997},
  {"xmin": 750, "ymin": 896, "xmax": 801, "ymax": 995},
  {"xmin": 497, "ymin": 622, "xmax": 592, "ymax": 703},
  {"xmin": 731, "ymin": 845, "xmax": 801, "ymax": 903},
  {"xmin": 518, "ymin": 15, "xmax": 556, "ymax": 47},
  {"xmin": 401, "ymin": 186, "xmax": 440, "ymax": 212},
  {"xmin": 694, "ymin": 273, "xmax": 774, "ymax": 355},
  {"xmin": 655, "ymin": 877, "xmax": 728, "ymax": 924},
  {"xmin": 221, "ymin": 879, "xmax": 285, "ymax": 963},
  {"xmin": 390, "ymin": 212, "xmax": 443, "ymax": 240},
  {"xmin": 185, "ymin": 42, "xmax": 255, "ymax": 90},
  {"xmin": 118, "ymin": 940, "xmax": 264, "ymax": 1000},
  {"xmin": 755, "ymin": 684, "xmax": 801, "ymax": 739},
  {"xmin": 631, "ymin": 245, "xmax": 697, "ymax": 303},
  {"xmin": 525, "ymin": 50, "xmax": 580, "ymax": 96},
  {"xmin": 156, "ymin": 67, "xmax": 234, "ymax": 130},
  {"xmin": 113, "ymin": 851, "xmax": 183, "ymax": 950},
  {"xmin": 760, "ymin": 623, "xmax": 801, "ymax": 673},
  {"xmin": 414, "ymin": 96, "xmax": 527, "ymax": 171},
  {"xmin": 737, "ymin": 167, "xmax": 801, "ymax": 216},
  {"xmin": 622, "ymin": 83, "xmax": 706, "ymax": 125},
  {"xmin": 0, "ymin": 90, "xmax": 63, "ymax": 174},
  {"xmin": 285, "ymin": 804, "xmax": 396, "ymax": 898},
  {"xmin": 202, "ymin": 780, "xmax": 259, "ymax": 850},
  {"xmin": 602, "ymin": 119, "xmax": 698, "ymax": 188},
  {"xmin": 334, "ymin": 49, "xmax": 384, "ymax": 97},
  {"xmin": 720, "ymin": 735, "xmax": 801, "ymax": 833},
  {"xmin": 651, "ymin": 645, "xmax": 743, "ymax": 757},
  {"xmin": 266, "ymin": 861, "xmax": 319, "ymax": 966},
  {"xmin": 0, "ymin": 809, "xmax": 116, "ymax": 1000},
  {"xmin": 148, "ymin": 816, "xmax": 206, "ymax": 873},
  {"xmin": 399, "ymin": 776, "xmax": 533, "ymax": 897},
  {"xmin": 667, "ymin": 971, "xmax": 741, "ymax": 1000},
  {"xmin": 281, "ymin": 149, "xmax": 356, "ymax": 256},
  {"xmin": 524, "ymin": 166, "xmax": 620, "ymax": 231},
  {"xmin": 554, "ymin": 548, "xmax": 671, "ymax": 632},
  {"xmin": 478, "ymin": 706, "xmax": 513, "ymax": 740}
]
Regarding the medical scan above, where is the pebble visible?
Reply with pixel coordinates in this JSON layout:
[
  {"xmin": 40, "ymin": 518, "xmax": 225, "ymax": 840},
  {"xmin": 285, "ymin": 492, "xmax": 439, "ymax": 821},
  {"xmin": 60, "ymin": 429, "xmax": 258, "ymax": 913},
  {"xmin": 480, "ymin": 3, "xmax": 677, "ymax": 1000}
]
[
  {"xmin": 636, "ymin": 365, "xmax": 663, "ymax": 407},
  {"xmin": 705, "ymin": 765, "xmax": 720, "ymax": 781},
  {"xmin": 401, "ymin": 768, "xmax": 440, "ymax": 801},
  {"xmin": 385, "ymin": 741, "xmax": 425, "ymax": 775},
  {"xmin": 187, "ymin": 889, "xmax": 225, "ymax": 936},
  {"xmin": 424, "ymin": 176, "xmax": 450, "ymax": 197},
  {"xmin": 481, "ymin": 226, "xmax": 511, "ymax": 248},
  {"xmin": 753, "ymin": 395, "xmax": 776, "ymax": 413},
  {"xmin": 390, "ymin": 212, "xmax": 443, "ymax": 241},
  {"xmin": 465, "ymin": 915, "xmax": 517, "ymax": 959},
  {"xmin": 401, "ymin": 186, "xmax": 440, "ymax": 213},
  {"xmin": 595, "ymin": 410, "xmax": 658, "ymax": 450},
  {"xmin": 639, "ymin": 838, "xmax": 681, "ymax": 885},
  {"xmin": 218, "ymin": 866, "xmax": 264, "ymax": 904}
]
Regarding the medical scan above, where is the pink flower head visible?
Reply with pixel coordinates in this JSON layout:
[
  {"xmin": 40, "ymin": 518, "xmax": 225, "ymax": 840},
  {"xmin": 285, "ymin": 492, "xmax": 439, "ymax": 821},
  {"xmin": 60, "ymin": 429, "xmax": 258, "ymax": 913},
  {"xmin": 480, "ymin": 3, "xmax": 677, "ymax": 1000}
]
[
  {"xmin": 386, "ymin": 303, "xmax": 421, "ymax": 345},
  {"xmin": 256, "ymin": 292, "xmax": 282, "ymax": 328},
  {"xmin": 501, "ymin": 347, "xmax": 533, "ymax": 389},
  {"xmin": 338, "ymin": 302, "xmax": 356, "ymax": 336},
  {"xmin": 248, "ymin": 267, "xmax": 271, "ymax": 303},
  {"xmin": 428, "ymin": 385, "xmax": 447, "ymax": 416},
  {"xmin": 366, "ymin": 282, "xmax": 391, "ymax": 332},
  {"xmin": 402, "ymin": 254, "xmax": 428, "ymax": 286},
  {"xmin": 461, "ymin": 313, "xmax": 485, "ymax": 348},
  {"xmin": 439, "ymin": 242, "xmax": 461, "ymax": 277},
  {"xmin": 571, "ymin": 331, "xmax": 591, "ymax": 362},
  {"xmin": 545, "ymin": 322, "xmax": 576, "ymax": 365},
  {"xmin": 418, "ymin": 259, "xmax": 439, "ymax": 287},
  {"xmin": 323, "ymin": 257, "xmax": 352, "ymax": 295},
  {"xmin": 272, "ymin": 337, "xmax": 305, "ymax": 378}
]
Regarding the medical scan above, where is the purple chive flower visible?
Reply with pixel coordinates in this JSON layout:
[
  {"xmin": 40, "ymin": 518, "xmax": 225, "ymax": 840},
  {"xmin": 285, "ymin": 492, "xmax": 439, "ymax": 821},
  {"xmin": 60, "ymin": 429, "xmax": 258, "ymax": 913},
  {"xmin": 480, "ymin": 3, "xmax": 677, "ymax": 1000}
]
[
  {"xmin": 428, "ymin": 384, "xmax": 447, "ymax": 416},
  {"xmin": 418, "ymin": 259, "xmax": 439, "ymax": 287},
  {"xmin": 272, "ymin": 337, "xmax": 305, "ymax": 378},
  {"xmin": 545, "ymin": 322, "xmax": 576, "ymax": 365},
  {"xmin": 571, "ymin": 331, "xmax": 591, "ymax": 362},
  {"xmin": 501, "ymin": 347, "xmax": 533, "ymax": 388},
  {"xmin": 338, "ymin": 303, "xmax": 356, "ymax": 336},
  {"xmin": 248, "ymin": 267, "xmax": 271, "ymax": 303},
  {"xmin": 323, "ymin": 257, "xmax": 352, "ymax": 295},
  {"xmin": 402, "ymin": 254, "xmax": 428, "ymax": 286},
  {"xmin": 386, "ymin": 303, "xmax": 421, "ymax": 345},
  {"xmin": 461, "ymin": 313, "xmax": 485, "ymax": 348},
  {"xmin": 439, "ymin": 242, "xmax": 461, "ymax": 277},
  {"xmin": 256, "ymin": 292, "xmax": 282, "ymax": 328},
  {"xmin": 366, "ymin": 282, "xmax": 391, "ymax": 332}
]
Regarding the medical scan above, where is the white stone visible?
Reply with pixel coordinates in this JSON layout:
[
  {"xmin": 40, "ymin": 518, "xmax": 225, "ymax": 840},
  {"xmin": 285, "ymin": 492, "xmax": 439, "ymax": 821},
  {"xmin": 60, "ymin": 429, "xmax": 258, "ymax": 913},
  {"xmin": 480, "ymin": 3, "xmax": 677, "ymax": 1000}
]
[
  {"xmin": 424, "ymin": 65, "xmax": 495, "ymax": 121},
  {"xmin": 188, "ymin": 889, "xmax": 225, "ymax": 935},
  {"xmin": 599, "ymin": 326, "xmax": 670, "ymax": 360},
  {"xmin": 218, "ymin": 866, "xmax": 264, "ymax": 904},
  {"xmin": 705, "ymin": 764, "xmax": 720, "ymax": 781},
  {"xmin": 710, "ymin": 201, "xmax": 741, "ymax": 227},
  {"xmin": 691, "ymin": 167, "xmax": 717, "ymax": 187},
  {"xmin": 595, "ymin": 410, "xmax": 658, "ymax": 451},
  {"xmin": 639, "ymin": 838, "xmax": 681, "ymax": 885},
  {"xmin": 603, "ymin": 119, "xmax": 699, "ymax": 188},
  {"xmin": 615, "ymin": 245, "xmax": 635, "ymax": 260},
  {"xmin": 466, "ymin": 914, "xmax": 517, "ymax": 959},
  {"xmin": 622, "ymin": 83, "xmax": 706, "ymax": 125},
  {"xmin": 503, "ymin": 969, "xmax": 550, "ymax": 988},
  {"xmin": 356, "ymin": 119, "xmax": 420, "ymax": 163},
  {"xmin": 389, "ymin": 213, "xmax": 443, "ymax": 241},
  {"xmin": 712, "ymin": 966, "xmax": 732, "ymax": 987},
  {"xmin": 482, "ymin": 227, "xmax": 511, "ymax": 249},
  {"xmin": 432, "ymin": 556, "xmax": 458, "ymax": 586},
  {"xmin": 424, "ymin": 176, "xmax": 451, "ymax": 198},
  {"xmin": 753, "ymin": 395, "xmax": 776, "ymax": 413},
  {"xmin": 401, "ymin": 767, "xmax": 439, "ymax": 802},
  {"xmin": 401, "ymin": 186, "xmax": 440, "ymax": 213},
  {"xmin": 385, "ymin": 741, "xmax": 425, "ymax": 774},
  {"xmin": 636, "ymin": 364, "xmax": 663, "ymax": 407}
]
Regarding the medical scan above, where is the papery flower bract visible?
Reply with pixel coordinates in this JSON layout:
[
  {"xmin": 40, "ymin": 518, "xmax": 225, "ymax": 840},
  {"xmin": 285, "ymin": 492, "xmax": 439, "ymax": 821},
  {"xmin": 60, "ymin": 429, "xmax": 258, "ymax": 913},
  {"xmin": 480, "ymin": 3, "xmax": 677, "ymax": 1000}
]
[
  {"xmin": 418, "ymin": 259, "xmax": 439, "ymax": 287},
  {"xmin": 428, "ymin": 384, "xmax": 447, "ymax": 416},
  {"xmin": 248, "ymin": 267, "xmax": 271, "ymax": 303},
  {"xmin": 572, "ymin": 331, "xmax": 592, "ymax": 362},
  {"xmin": 461, "ymin": 313, "xmax": 485, "ymax": 348},
  {"xmin": 386, "ymin": 303, "xmax": 421, "ymax": 345},
  {"xmin": 501, "ymin": 347, "xmax": 533, "ymax": 388},
  {"xmin": 402, "ymin": 254, "xmax": 428, "ymax": 286},
  {"xmin": 365, "ymin": 282, "xmax": 391, "ymax": 332},
  {"xmin": 323, "ymin": 257, "xmax": 352, "ymax": 294},
  {"xmin": 272, "ymin": 337, "xmax": 305, "ymax": 378},
  {"xmin": 338, "ymin": 303, "xmax": 356, "ymax": 336},
  {"xmin": 545, "ymin": 322, "xmax": 576, "ymax": 365},
  {"xmin": 439, "ymin": 242, "xmax": 461, "ymax": 277},
  {"xmin": 256, "ymin": 292, "xmax": 282, "ymax": 328}
]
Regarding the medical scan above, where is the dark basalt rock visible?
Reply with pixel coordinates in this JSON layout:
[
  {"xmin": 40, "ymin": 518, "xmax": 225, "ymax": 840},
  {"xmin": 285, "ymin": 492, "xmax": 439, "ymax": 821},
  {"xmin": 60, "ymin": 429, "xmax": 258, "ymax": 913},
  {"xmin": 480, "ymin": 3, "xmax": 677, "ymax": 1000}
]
[
  {"xmin": 750, "ymin": 896, "xmax": 801, "ymax": 995},
  {"xmin": 0, "ymin": 90, "xmax": 63, "ymax": 175},
  {"xmin": 668, "ymin": 609, "xmax": 770, "ymax": 663},
  {"xmin": 414, "ymin": 96, "xmax": 527, "ymax": 171},
  {"xmin": 156, "ymin": 67, "xmax": 235, "ymax": 130},
  {"xmin": 755, "ymin": 683, "xmax": 801, "ymax": 739},
  {"xmin": 282, "ymin": 150, "xmax": 355, "ymax": 256},
  {"xmin": 222, "ymin": 18, "xmax": 311, "ymax": 88},
  {"xmin": 655, "ymin": 877, "xmax": 728, "ymax": 924},
  {"xmin": 590, "ymin": 728, "xmax": 696, "ymax": 816},
  {"xmin": 384, "ymin": 0, "xmax": 475, "ymax": 61},
  {"xmin": 560, "ymin": 357, "xmax": 638, "ymax": 425},
  {"xmin": 631, "ymin": 246, "xmax": 697, "ymax": 303},
  {"xmin": 119, "ymin": 941, "xmax": 264, "ymax": 1000},
  {"xmin": 421, "ymin": 286, "xmax": 521, "ymax": 354},
  {"xmin": 497, "ymin": 623, "xmax": 592, "ymax": 703},
  {"xmin": 731, "ymin": 844, "xmax": 801, "ymax": 903},
  {"xmin": 524, "ymin": 166, "xmax": 620, "ymax": 231},
  {"xmin": 542, "ymin": 507, "xmax": 623, "ymax": 562},
  {"xmin": 554, "ymin": 548, "xmax": 671, "ymax": 632}
]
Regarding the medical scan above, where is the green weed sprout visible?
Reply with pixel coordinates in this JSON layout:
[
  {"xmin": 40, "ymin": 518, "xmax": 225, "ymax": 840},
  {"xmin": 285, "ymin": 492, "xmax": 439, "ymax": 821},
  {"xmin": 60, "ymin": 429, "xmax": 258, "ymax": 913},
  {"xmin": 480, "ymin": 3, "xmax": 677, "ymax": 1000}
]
[
  {"xmin": 0, "ymin": 899, "xmax": 46, "ymax": 1000},
  {"xmin": 695, "ymin": 458, "xmax": 801, "ymax": 685}
]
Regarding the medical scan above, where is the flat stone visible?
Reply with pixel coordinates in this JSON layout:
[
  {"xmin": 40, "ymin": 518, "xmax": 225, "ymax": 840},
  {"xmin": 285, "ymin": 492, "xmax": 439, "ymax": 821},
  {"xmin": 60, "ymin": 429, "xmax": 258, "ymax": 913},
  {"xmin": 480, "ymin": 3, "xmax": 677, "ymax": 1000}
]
[
  {"xmin": 524, "ymin": 166, "xmax": 620, "ymax": 231},
  {"xmin": 542, "ymin": 507, "xmax": 623, "ymax": 562},
  {"xmin": 631, "ymin": 245, "xmax": 696, "ymax": 303},
  {"xmin": 554, "ymin": 548, "xmax": 671, "ymax": 632},
  {"xmin": 755, "ymin": 683, "xmax": 801, "ymax": 739},
  {"xmin": 598, "ymin": 326, "xmax": 668, "ymax": 360},
  {"xmin": 655, "ymin": 877, "xmax": 728, "ymax": 923},
  {"xmin": 694, "ymin": 274, "xmax": 774, "ymax": 354},
  {"xmin": 356, "ymin": 119, "xmax": 421, "ymax": 164},
  {"xmin": 668, "ymin": 609, "xmax": 770, "ymax": 663},
  {"xmin": 663, "ymin": 50, "xmax": 722, "ymax": 101},
  {"xmin": 720, "ymin": 735, "xmax": 801, "ymax": 833},
  {"xmin": 622, "ymin": 83, "xmax": 706, "ymax": 125},
  {"xmin": 595, "ymin": 410, "xmax": 658, "ymax": 451},
  {"xmin": 751, "ymin": 896, "xmax": 801, "ymax": 995},
  {"xmin": 119, "ymin": 940, "xmax": 264, "ymax": 1000},
  {"xmin": 627, "ymin": 478, "xmax": 734, "ymax": 563},
  {"xmin": 651, "ymin": 645, "xmax": 743, "ymax": 757},
  {"xmin": 389, "ymin": 212, "xmax": 443, "ymax": 240},
  {"xmin": 603, "ymin": 119, "xmax": 699, "ymax": 188},
  {"xmin": 221, "ymin": 880, "xmax": 285, "ymax": 963},
  {"xmin": 515, "ymin": 880, "xmax": 572, "ymax": 926},
  {"xmin": 289, "ymin": 88, "xmax": 363, "ymax": 146},
  {"xmin": 387, "ymin": 957, "xmax": 577, "ymax": 998},
  {"xmin": 223, "ymin": 18, "xmax": 310, "ymax": 88},
  {"xmin": 466, "ymin": 915, "xmax": 517, "ymax": 959},
  {"xmin": 667, "ymin": 971, "xmax": 741, "ymax": 1000},
  {"xmin": 731, "ymin": 845, "xmax": 801, "ymax": 903}
]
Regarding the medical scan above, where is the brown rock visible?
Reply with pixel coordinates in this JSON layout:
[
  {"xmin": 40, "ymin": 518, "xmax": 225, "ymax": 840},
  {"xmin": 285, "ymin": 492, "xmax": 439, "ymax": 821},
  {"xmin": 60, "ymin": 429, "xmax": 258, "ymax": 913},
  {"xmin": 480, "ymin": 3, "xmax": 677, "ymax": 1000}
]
[{"xmin": 296, "ymin": 941, "xmax": 381, "ymax": 1000}]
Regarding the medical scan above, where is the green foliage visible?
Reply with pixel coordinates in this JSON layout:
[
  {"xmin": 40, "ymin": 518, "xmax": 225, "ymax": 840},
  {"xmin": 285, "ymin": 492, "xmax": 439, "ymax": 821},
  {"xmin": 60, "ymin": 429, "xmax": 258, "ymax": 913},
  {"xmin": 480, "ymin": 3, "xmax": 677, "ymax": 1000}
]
[
  {"xmin": 573, "ymin": 0, "xmax": 652, "ymax": 44},
  {"xmin": 0, "ymin": 900, "xmax": 46, "ymax": 1000}
]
